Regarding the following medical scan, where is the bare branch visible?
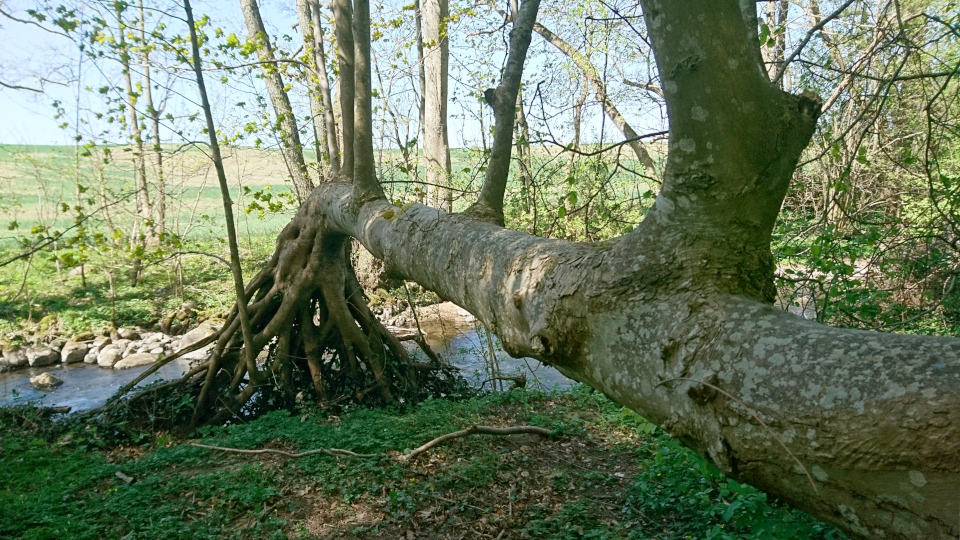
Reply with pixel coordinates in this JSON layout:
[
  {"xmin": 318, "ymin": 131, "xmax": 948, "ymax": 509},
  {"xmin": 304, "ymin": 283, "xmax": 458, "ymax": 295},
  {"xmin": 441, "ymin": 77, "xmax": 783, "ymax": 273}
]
[
  {"xmin": 773, "ymin": 0, "xmax": 856, "ymax": 84},
  {"xmin": 190, "ymin": 424, "xmax": 552, "ymax": 462},
  {"xmin": 0, "ymin": 80, "xmax": 42, "ymax": 92}
]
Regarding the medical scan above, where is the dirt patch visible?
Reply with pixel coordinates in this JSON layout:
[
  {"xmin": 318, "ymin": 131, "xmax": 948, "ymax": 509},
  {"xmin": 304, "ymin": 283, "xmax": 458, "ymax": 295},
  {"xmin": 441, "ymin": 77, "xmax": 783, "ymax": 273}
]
[{"xmin": 272, "ymin": 399, "xmax": 644, "ymax": 538}]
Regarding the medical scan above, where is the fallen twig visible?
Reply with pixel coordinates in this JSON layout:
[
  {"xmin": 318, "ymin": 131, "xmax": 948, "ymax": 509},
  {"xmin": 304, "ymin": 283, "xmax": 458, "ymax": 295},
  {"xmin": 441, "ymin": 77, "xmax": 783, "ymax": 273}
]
[
  {"xmin": 190, "ymin": 424, "xmax": 553, "ymax": 462},
  {"xmin": 190, "ymin": 442, "xmax": 381, "ymax": 459},
  {"xmin": 400, "ymin": 425, "xmax": 551, "ymax": 461}
]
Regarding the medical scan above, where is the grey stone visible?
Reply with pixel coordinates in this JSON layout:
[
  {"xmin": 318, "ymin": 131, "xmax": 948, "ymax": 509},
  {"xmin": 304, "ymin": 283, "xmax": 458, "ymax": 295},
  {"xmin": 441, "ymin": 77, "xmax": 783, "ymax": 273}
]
[
  {"xmin": 114, "ymin": 352, "xmax": 157, "ymax": 369},
  {"xmin": 118, "ymin": 328, "xmax": 141, "ymax": 340},
  {"xmin": 30, "ymin": 372, "xmax": 63, "ymax": 389},
  {"xmin": 141, "ymin": 332, "xmax": 163, "ymax": 345},
  {"xmin": 61, "ymin": 341, "xmax": 89, "ymax": 364},
  {"xmin": 2, "ymin": 347, "xmax": 28, "ymax": 368},
  {"xmin": 93, "ymin": 336, "xmax": 112, "ymax": 348},
  {"xmin": 27, "ymin": 347, "xmax": 61, "ymax": 367},
  {"xmin": 177, "ymin": 321, "xmax": 220, "ymax": 361},
  {"xmin": 177, "ymin": 322, "xmax": 219, "ymax": 351},
  {"xmin": 97, "ymin": 344, "xmax": 124, "ymax": 367},
  {"xmin": 84, "ymin": 347, "xmax": 100, "ymax": 364},
  {"xmin": 149, "ymin": 347, "xmax": 165, "ymax": 355},
  {"xmin": 113, "ymin": 339, "xmax": 132, "ymax": 355}
]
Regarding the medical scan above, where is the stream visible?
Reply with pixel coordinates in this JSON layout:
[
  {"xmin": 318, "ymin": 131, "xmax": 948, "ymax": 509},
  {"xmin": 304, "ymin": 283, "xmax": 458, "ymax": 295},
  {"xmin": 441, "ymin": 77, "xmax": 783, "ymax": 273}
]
[{"xmin": 0, "ymin": 321, "xmax": 576, "ymax": 413}]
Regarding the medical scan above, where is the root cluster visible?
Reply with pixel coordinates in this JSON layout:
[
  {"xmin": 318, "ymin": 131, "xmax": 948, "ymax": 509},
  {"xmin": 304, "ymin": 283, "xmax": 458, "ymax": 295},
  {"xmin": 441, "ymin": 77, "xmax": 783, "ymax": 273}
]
[{"xmin": 116, "ymin": 213, "xmax": 464, "ymax": 430}]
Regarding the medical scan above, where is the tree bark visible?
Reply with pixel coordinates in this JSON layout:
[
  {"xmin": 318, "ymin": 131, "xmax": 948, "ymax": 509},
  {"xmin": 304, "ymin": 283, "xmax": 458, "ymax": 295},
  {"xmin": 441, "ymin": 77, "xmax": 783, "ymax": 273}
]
[
  {"xmin": 422, "ymin": 0, "xmax": 452, "ymax": 211},
  {"xmin": 239, "ymin": 0, "xmax": 315, "ymax": 200},
  {"xmin": 154, "ymin": 0, "xmax": 960, "ymax": 537},
  {"xmin": 297, "ymin": 0, "xmax": 341, "ymax": 176},
  {"xmin": 139, "ymin": 0, "xmax": 165, "ymax": 236},
  {"xmin": 311, "ymin": 0, "xmax": 341, "ymax": 175},
  {"xmin": 332, "ymin": 0, "xmax": 355, "ymax": 179},
  {"xmin": 116, "ymin": 4, "xmax": 151, "ymax": 285},
  {"xmin": 270, "ymin": 0, "xmax": 959, "ymax": 536}
]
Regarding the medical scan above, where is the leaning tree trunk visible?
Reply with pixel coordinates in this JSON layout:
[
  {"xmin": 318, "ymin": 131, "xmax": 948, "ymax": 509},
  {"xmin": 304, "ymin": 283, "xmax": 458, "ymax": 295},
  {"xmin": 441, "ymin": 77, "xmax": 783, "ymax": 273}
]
[
  {"xmin": 523, "ymin": 14, "xmax": 657, "ymax": 175},
  {"xmin": 145, "ymin": 0, "xmax": 958, "ymax": 537},
  {"xmin": 239, "ymin": 0, "xmax": 315, "ymax": 200}
]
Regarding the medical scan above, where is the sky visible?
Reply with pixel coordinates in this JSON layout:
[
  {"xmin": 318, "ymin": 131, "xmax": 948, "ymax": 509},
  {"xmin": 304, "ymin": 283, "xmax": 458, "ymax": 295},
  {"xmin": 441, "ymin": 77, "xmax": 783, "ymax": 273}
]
[{"xmin": 0, "ymin": 0, "xmax": 661, "ymax": 149}]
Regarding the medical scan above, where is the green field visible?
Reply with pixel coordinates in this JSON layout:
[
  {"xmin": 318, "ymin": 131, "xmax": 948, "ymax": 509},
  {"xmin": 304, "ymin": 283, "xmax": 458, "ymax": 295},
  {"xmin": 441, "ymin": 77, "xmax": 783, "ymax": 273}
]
[{"xmin": 0, "ymin": 144, "xmax": 305, "ymax": 246}]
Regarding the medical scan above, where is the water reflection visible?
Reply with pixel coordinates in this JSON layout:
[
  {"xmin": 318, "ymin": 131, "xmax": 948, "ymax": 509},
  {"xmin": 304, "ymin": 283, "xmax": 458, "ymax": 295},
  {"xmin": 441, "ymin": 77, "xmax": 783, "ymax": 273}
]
[{"xmin": 0, "ymin": 325, "xmax": 576, "ymax": 412}]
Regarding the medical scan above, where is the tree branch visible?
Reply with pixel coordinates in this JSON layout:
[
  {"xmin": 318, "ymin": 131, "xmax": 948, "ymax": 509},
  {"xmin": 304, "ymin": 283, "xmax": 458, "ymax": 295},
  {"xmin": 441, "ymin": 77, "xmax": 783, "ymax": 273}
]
[
  {"xmin": 0, "ymin": 80, "xmax": 43, "ymax": 92},
  {"xmin": 772, "ymin": 0, "xmax": 855, "ymax": 84},
  {"xmin": 189, "ymin": 424, "xmax": 552, "ymax": 462},
  {"xmin": 529, "ymin": 17, "xmax": 656, "ymax": 173},
  {"xmin": 465, "ymin": 0, "xmax": 542, "ymax": 225}
]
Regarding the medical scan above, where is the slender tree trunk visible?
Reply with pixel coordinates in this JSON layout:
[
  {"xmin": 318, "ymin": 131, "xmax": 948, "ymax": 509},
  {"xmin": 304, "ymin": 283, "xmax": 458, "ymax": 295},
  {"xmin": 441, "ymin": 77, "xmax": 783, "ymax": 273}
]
[
  {"xmin": 298, "ymin": 0, "xmax": 341, "ymax": 176},
  {"xmin": 422, "ymin": 0, "xmax": 452, "ymax": 211},
  {"xmin": 514, "ymin": 89, "xmax": 533, "ymax": 218},
  {"xmin": 117, "ymin": 4, "xmax": 151, "ymax": 285},
  {"xmin": 518, "ymin": 12, "xmax": 656, "ymax": 174},
  {"xmin": 414, "ymin": 0, "xmax": 427, "ymax": 202},
  {"xmin": 140, "ymin": 0, "xmax": 165, "ymax": 236},
  {"xmin": 332, "ymin": 0, "xmax": 355, "ymax": 179},
  {"xmin": 183, "ymin": 0, "xmax": 260, "ymax": 414},
  {"xmin": 311, "ymin": 0, "xmax": 341, "ymax": 175},
  {"xmin": 239, "ymin": 0, "xmax": 315, "ymax": 199}
]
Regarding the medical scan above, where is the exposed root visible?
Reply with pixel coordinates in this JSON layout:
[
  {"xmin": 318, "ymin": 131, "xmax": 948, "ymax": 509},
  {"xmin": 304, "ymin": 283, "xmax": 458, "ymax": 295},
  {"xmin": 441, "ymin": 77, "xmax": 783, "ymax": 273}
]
[{"xmin": 170, "ymin": 203, "xmax": 464, "ymax": 428}]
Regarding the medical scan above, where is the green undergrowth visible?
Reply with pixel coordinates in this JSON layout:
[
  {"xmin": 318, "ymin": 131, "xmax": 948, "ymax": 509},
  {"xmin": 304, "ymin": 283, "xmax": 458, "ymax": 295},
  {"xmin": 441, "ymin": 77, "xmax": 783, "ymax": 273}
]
[
  {"xmin": 0, "ymin": 235, "xmax": 279, "ymax": 338},
  {"xmin": 0, "ymin": 388, "xmax": 844, "ymax": 539}
]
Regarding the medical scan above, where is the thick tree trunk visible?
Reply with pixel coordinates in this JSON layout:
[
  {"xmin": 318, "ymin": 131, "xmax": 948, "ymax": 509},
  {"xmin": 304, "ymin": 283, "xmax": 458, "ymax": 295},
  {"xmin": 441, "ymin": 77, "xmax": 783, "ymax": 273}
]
[
  {"xmin": 271, "ymin": 0, "xmax": 959, "ymax": 536},
  {"xmin": 422, "ymin": 0, "xmax": 453, "ymax": 211},
  {"xmin": 239, "ymin": 0, "xmax": 315, "ymax": 200},
  {"xmin": 154, "ymin": 0, "xmax": 959, "ymax": 537},
  {"xmin": 295, "ymin": 171, "xmax": 959, "ymax": 539}
]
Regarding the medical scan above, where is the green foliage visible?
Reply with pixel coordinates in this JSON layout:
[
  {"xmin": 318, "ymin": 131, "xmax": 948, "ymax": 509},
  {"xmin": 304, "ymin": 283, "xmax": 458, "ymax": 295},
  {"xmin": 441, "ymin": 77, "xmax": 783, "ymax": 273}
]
[{"xmin": 0, "ymin": 388, "xmax": 843, "ymax": 539}]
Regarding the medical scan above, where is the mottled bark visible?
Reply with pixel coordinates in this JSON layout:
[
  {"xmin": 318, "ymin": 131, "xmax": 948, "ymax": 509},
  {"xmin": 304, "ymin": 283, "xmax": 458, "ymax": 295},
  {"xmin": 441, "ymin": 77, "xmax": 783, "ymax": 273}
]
[
  {"xmin": 239, "ymin": 0, "xmax": 314, "ymax": 199},
  {"xmin": 167, "ymin": 0, "xmax": 960, "ymax": 537},
  {"xmin": 283, "ymin": 1, "xmax": 958, "ymax": 536}
]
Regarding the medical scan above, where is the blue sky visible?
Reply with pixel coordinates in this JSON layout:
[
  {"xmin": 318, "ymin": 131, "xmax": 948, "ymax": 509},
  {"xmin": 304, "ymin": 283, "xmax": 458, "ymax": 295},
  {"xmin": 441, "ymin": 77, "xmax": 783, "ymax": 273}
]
[{"xmin": 0, "ymin": 0, "xmax": 660, "ymax": 149}]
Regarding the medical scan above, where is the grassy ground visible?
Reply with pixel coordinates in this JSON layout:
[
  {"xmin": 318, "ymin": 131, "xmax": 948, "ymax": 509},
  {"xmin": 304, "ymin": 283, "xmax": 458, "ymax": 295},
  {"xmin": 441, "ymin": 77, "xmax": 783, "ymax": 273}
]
[
  {"xmin": 0, "ymin": 388, "xmax": 844, "ymax": 540},
  {"xmin": 0, "ymin": 235, "xmax": 280, "ymax": 338}
]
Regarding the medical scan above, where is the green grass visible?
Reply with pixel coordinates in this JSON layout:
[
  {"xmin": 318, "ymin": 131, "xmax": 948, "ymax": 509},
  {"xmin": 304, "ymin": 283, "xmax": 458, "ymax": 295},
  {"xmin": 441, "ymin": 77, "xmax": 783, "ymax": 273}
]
[
  {"xmin": 0, "ymin": 389, "xmax": 845, "ymax": 539},
  {"xmin": 0, "ymin": 234, "xmax": 279, "ymax": 338}
]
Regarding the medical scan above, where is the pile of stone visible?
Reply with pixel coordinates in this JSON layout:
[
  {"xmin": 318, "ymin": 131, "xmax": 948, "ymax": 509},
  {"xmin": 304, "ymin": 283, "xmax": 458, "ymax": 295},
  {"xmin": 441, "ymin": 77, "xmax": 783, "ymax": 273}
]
[{"xmin": 0, "ymin": 321, "xmax": 221, "ymax": 374}]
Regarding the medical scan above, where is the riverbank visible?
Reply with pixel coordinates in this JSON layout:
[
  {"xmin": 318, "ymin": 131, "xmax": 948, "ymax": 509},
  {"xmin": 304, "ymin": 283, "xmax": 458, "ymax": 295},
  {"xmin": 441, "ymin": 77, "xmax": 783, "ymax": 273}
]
[{"xmin": 0, "ymin": 387, "xmax": 842, "ymax": 539}]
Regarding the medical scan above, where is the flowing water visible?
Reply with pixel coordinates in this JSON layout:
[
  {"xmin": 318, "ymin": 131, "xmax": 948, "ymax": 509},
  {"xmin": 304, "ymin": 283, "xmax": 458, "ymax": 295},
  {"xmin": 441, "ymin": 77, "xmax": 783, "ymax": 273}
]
[{"xmin": 0, "ymin": 324, "xmax": 576, "ymax": 413}]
